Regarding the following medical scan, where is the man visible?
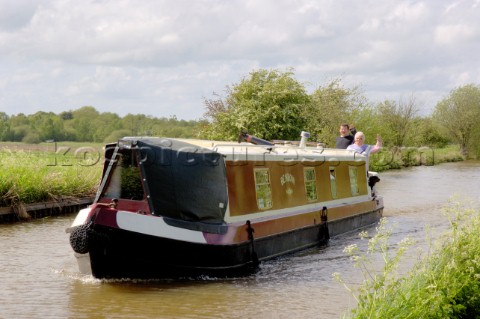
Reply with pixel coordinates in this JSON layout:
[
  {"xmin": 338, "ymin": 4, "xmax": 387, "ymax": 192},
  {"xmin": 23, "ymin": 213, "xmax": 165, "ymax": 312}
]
[{"xmin": 335, "ymin": 123, "xmax": 356, "ymax": 149}]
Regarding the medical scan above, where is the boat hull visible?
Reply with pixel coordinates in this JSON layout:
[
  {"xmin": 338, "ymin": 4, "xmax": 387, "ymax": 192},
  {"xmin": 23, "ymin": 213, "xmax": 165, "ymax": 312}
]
[{"xmin": 73, "ymin": 207, "xmax": 382, "ymax": 279}]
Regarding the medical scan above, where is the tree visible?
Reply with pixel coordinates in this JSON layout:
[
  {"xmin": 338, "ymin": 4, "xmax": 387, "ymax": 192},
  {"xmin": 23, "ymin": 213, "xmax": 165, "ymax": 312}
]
[
  {"xmin": 60, "ymin": 111, "xmax": 73, "ymax": 120},
  {"xmin": 0, "ymin": 112, "xmax": 10, "ymax": 141},
  {"xmin": 103, "ymin": 129, "xmax": 131, "ymax": 143},
  {"xmin": 93, "ymin": 112, "xmax": 122, "ymax": 142},
  {"xmin": 201, "ymin": 69, "xmax": 310, "ymax": 141},
  {"xmin": 122, "ymin": 114, "xmax": 152, "ymax": 136},
  {"xmin": 417, "ymin": 117, "xmax": 449, "ymax": 147},
  {"xmin": 27, "ymin": 111, "xmax": 65, "ymax": 141},
  {"xmin": 433, "ymin": 84, "xmax": 480, "ymax": 156},
  {"xmin": 70, "ymin": 106, "xmax": 100, "ymax": 141},
  {"xmin": 375, "ymin": 95, "xmax": 419, "ymax": 147},
  {"xmin": 303, "ymin": 79, "xmax": 367, "ymax": 146},
  {"xmin": 9, "ymin": 113, "xmax": 29, "ymax": 141}
]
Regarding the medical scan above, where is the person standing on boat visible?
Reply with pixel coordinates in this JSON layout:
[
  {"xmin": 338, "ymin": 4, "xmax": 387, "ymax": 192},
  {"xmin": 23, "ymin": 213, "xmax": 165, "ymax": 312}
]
[
  {"xmin": 346, "ymin": 131, "xmax": 382, "ymax": 155},
  {"xmin": 335, "ymin": 123, "xmax": 357, "ymax": 149}
]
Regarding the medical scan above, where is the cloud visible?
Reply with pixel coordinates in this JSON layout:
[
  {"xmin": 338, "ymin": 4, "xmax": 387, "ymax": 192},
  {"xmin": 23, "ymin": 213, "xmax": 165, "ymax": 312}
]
[
  {"xmin": 0, "ymin": 0, "xmax": 40, "ymax": 31},
  {"xmin": 434, "ymin": 24, "xmax": 476, "ymax": 45},
  {"xmin": 0, "ymin": 0, "xmax": 480, "ymax": 120}
]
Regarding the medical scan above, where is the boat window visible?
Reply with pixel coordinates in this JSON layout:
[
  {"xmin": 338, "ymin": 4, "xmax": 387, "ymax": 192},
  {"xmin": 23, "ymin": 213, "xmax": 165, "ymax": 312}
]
[
  {"xmin": 349, "ymin": 166, "xmax": 360, "ymax": 196},
  {"xmin": 254, "ymin": 169, "xmax": 273, "ymax": 209},
  {"xmin": 329, "ymin": 167, "xmax": 337, "ymax": 199},
  {"xmin": 304, "ymin": 167, "xmax": 318, "ymax": 201},
  {"xmin": 103, "ymin": 150, "xmax": 145, "ymax": 200}
]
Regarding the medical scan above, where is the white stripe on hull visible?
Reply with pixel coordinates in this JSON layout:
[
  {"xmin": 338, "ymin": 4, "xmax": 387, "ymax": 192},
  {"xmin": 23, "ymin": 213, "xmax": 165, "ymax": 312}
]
[{"xmin": 116, "ymin": 211, "xmax": 207, "ymax": 243}]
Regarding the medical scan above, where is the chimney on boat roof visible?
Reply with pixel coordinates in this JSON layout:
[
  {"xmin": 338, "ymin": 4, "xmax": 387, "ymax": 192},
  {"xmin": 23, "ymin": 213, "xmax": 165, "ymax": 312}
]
[
  {"xmin": 299, "ymin": 131, "xmax": 310, "ymax": 149},
  {"xmin": 238, "ymin": 130, "xmax": 274, "ymax": 146}
]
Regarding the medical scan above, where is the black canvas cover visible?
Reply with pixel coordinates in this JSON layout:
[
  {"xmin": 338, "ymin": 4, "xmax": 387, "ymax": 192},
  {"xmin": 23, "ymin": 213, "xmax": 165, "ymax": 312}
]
[{"xmin": 133, "ymin": 138, "xmax": 228, "ymax": 224}]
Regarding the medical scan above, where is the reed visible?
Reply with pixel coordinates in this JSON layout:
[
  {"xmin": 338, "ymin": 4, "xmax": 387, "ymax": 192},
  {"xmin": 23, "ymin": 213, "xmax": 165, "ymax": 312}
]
[
  {"xmin": 0, "ymin": 147, "xmax": 102, "ymax": 207},
  {"xmin": 335, "ymin": 198, "xmax": 480, "ymax": 318}
]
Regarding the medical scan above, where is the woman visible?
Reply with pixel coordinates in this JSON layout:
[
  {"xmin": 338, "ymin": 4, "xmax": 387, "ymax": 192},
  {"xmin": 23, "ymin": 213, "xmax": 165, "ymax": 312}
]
[{"xmin": 347, "ymin": 131, "xmax": 382, "ymax": 155}]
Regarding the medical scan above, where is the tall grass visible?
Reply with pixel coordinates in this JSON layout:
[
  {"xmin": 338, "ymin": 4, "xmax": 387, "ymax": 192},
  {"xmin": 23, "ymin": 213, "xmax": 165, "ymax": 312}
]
[
  {"xmin": 0, "ymin": 148, "xmax": 102, "ymax": 207},
  {"xmin": 370, "ymin": 145, "xmax": 464, "ymax": 172},
  {"xmin": 335, "ymin": 199, "xmax": 480, "ymax": 318}
]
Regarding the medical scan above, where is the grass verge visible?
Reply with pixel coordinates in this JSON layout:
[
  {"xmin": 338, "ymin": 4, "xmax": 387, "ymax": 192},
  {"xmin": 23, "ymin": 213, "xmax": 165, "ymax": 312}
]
[
  {"xmin": 370, "ymin": 144, "xmax": 464, "ymax": 172},
  {"xmin": 335, "ymin": 198, "xmax": 480, "ymax": 318},
  {"xmin": 0, "ymin": 144, "xmax": 102, "ymax": 207}
]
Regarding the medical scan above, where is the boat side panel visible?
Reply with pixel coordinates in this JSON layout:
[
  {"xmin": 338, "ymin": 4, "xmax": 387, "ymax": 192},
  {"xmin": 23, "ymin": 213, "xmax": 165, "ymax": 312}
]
[
  {"xmin": 315, "ymin": 163, "xmax": 334, "ymax": 201},
  {"xmin": 226, "ymin": 160, "xmax": 369, "ymax": 217},
  {"xmin": 225, "ymin": 162, "xmax": 258, "ymax": 214}
]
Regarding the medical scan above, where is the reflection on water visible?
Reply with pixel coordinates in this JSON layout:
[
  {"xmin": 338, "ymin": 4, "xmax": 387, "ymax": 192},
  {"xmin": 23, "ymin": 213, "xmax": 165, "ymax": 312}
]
[{"xmin": 1, "ymin": 161, "xmax": 479, "ymax": 319}]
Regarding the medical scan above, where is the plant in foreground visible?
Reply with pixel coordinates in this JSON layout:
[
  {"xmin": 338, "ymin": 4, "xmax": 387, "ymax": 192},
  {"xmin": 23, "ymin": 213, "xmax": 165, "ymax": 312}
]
[
  {"xmin": 334, "ymin": 199, "xmax": 480, "ymax": 318},
  {"xmin": 333, "ymin": 218, "xmax": 415, "ymax": 318}
]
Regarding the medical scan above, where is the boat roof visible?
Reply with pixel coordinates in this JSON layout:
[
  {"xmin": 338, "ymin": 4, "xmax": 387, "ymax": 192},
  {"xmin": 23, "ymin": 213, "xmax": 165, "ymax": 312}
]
[{"xmin": 118, "ymin": 136, "xmax": 366, "ymax": 161}]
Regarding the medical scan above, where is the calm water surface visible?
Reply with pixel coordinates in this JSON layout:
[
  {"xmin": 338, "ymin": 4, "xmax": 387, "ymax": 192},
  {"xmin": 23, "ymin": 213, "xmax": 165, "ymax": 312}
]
[{"xmin": 1, "ymin": 161, "xmax": 480, "ymax": 319}]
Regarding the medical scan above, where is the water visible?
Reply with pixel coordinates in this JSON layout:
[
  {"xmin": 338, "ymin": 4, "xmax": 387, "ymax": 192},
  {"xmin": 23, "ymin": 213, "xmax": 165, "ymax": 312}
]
[{"xmin": 1, "ymin": 161, "xmax": 479, "ymax": 319}]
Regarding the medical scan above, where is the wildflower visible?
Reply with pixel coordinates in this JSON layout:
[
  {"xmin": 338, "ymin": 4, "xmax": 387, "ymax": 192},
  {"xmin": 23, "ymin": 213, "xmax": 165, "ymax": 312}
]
[
  {"xmin": 359, "ymin": 230, "xmax": 369, "ymax": 239},
  {"xmin": 398, "ymin": 237, "xmax": 415, "ymax": 247},
  {"xmin": 343, "ymin": 244, "xmax": 358, "ymax": 255}
]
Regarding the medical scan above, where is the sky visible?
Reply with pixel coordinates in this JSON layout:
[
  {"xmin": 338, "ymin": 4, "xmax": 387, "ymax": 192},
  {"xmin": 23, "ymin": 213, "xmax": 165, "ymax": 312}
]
[{"xmin": 0, "ymin": 0, "xmax": 479, "ymax": 121}]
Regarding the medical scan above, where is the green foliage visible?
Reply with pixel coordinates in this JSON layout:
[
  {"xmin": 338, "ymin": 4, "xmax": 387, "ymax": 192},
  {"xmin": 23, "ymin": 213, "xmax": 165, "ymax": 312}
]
[
  {"xmin": 374, "ymin": 97, "xmax": 419, "ymax": 147},
  {"xmin": 369, "ymin": 145, "xmax": 464, "ymax": 171},
  {"xmin": 407, "ymin": 117, "xmax": 450, "ymax": 148},
  {"xmin": 0, "ymin": 112, "xmax": 10, "ymax": 140},
  {"xmin": 433, "ymin": 84, "xmax": 480, "ymax": 157},
  {"xmin": 103, "ymin": 129, "xmax": 132, "ymax": 143},
  {"xmin": 333, "ymin": 218, "xmax": 416, "ymax": 318},
  {"xmin": 304, "ymin": 79, "xmax": 367, "ymax": 146},
  {"xmin": 335, "ymin": 200, "xmax": 480, "ymax": 318},
  {"xmin": 201, "ymin": 68, "xmax": 310, "ymax": 141},
  {"xmin": 22, "ymin": 132, "xmax": 41, "ymax": 144},
  {"xmin": 0, "ymin": 107, "xmax": 201, "ymax": 143}
]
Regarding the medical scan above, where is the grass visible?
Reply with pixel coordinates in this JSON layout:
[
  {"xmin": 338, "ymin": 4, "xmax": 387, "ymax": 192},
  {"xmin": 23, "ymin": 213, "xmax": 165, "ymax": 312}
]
[
  {"xmin": 0, "ymin": 143, "xmax": 103, "ymax": 207},
  {"xmin": 335, "ymin": 198, "xmax": 480, "ymax": 318},
  {"xmin": 370, "ymin": 145, "xmax": 464, "ymax": 172}
]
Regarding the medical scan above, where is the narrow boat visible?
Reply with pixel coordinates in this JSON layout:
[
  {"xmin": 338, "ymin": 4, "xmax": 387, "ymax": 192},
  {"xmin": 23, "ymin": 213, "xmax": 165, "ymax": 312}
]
[{"xmin": 66, "ymin": 132, "xmax": 383, "ymax": 279}]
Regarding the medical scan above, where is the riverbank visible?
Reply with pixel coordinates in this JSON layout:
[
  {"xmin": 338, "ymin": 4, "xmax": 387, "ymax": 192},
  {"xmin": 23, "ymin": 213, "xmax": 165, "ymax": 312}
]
[
  {"xmin": 370, "ymin": 144, "xmax": 464, "ymax": 172},
  {"xmin": 339, "ymin": 200, "xmax": 480, "ymax": 318},
  {"xmin": 0, "ymin": 142, "xmax": 101, "ymax": 221},
  {"xmin": 0, "ymin": 197, "xmax": 93, "ymax": 222}
]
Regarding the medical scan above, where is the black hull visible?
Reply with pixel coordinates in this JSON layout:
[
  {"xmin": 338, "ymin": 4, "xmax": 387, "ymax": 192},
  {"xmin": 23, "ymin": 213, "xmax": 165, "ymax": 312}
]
[
  {"xmin": 85, "ymin": 209, "xmax": 382, "ymax": 279},
  {"xmin": 88, "ymin": 225, "xmax": 255, "ymax": 279}
]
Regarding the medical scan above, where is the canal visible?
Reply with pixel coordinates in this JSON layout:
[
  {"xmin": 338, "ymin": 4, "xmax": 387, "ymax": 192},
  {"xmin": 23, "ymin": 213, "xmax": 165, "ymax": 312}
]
[{"xmin": 1, "ymin": 161, "xmax": 479, "ymax": 319}]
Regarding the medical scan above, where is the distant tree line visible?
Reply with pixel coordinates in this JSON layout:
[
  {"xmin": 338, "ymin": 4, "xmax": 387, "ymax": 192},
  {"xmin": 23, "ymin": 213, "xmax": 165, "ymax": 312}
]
[
  {"xmin": 1, "ymin": 69, "xmax": 479, "ymax": 158},
  {"xmin": 201, "ymin": 69, "xmax": 480, "ymax": 158},
  {"xmin": 0, "ymin": 106, "xmax": 202, "ymax": 144}
]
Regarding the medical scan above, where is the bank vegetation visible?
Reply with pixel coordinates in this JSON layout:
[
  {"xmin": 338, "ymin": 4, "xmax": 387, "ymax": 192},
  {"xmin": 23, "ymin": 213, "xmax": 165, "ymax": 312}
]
[
  {"xmin": 336, "ymin": 200, "xmax": 480, "ymax": 318},
  {"xmin": 0, "ymin": 142, "xmax": 101, "ymax": 208}
]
